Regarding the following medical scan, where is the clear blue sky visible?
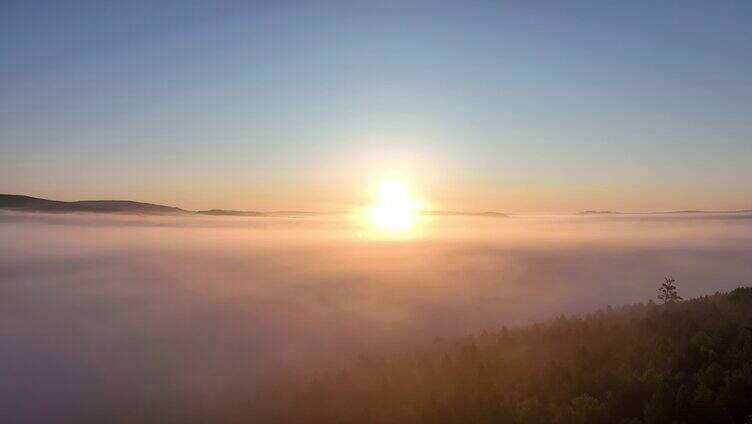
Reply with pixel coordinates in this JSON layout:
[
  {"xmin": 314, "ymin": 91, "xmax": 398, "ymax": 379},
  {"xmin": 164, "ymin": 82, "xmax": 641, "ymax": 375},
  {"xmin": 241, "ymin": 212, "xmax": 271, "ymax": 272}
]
[{"xmin": 2, "ymin": 0, "xmax": 751, "ymax": 212}]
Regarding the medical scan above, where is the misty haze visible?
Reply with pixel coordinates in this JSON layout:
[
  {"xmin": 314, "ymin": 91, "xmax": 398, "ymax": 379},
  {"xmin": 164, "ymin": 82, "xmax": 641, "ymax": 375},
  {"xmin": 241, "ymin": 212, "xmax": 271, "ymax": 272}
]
[
  {"xmin": 4, "ymin": 1, "xmax": 752, "ymax": 422},
  {"xmin": 1, "ymin": 211, "xmax": 751, "ymax": 421}
]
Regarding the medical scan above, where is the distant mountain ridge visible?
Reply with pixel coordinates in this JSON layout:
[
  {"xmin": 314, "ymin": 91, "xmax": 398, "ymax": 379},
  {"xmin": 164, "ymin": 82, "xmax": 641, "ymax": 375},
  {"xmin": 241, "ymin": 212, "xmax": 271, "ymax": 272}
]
[
  {"xmin": 0, "ymin": 194, "xmax": 187, "ymax": 215},
  {"xmin": 0, "ymin": 194, "xmax": 510, "ymax": 217},
  {"xmin": 72, "ymin": 200, "xmax": 185, "ymax": 214},
  {"xmin": 653, "ymin": 209, "xmax": 752, "ymax": 214},
  {"xmin": 577, "ymin": 209, "xmax": 752, "ymax": 215},
  {"xmin": 5, "ymin": 194, "xmax": 747, "ymax": 217}
]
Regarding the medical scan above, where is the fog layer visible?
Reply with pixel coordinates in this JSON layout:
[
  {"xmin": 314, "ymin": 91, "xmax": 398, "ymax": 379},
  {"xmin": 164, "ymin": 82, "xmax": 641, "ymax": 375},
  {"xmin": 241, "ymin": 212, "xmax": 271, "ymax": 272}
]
[{"xmin": 1, "ymin": 212, "xmax": 751, "ymax": 421}]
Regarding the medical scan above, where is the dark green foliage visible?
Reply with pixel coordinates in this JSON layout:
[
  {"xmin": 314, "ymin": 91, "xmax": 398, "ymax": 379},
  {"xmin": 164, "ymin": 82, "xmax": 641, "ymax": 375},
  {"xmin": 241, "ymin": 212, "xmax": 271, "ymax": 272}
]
[
  {"xmin": 254, "ymin": 288, "xmax": 752, "ymax": 423},
  {"xmin": 729, "ymin": 287, "xmax": 752, "ymax": 305}
]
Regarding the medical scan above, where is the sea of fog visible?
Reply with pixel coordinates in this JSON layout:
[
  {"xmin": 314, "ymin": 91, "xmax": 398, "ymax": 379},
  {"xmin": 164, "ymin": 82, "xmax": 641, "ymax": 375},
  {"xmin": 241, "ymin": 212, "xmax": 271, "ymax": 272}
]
[{"xmin": 1, "ymin": 211, "xmax": 751, "ymax": 421}]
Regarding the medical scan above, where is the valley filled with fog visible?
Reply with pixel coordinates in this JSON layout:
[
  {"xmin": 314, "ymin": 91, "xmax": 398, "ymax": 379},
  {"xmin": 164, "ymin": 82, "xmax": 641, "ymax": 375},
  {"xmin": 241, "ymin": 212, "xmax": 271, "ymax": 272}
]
[{"xmin": 1, "ymin": 211, "xmax": 751, "ymax": 421}]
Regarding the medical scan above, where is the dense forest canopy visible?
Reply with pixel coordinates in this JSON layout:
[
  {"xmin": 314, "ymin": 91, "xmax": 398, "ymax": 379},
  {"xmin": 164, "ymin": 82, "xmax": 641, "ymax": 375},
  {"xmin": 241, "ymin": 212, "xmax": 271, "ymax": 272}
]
[{"xmin": 250, "ymin": 287, "xmax": 752, "ymax": 423}]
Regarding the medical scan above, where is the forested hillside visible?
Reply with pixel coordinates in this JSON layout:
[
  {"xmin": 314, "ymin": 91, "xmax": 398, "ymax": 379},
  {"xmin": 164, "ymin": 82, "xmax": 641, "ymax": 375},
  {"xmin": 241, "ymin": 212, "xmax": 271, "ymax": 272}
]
[{"xmin": 253, "ymin": 287, "xmax": 752, "ymax": 423}]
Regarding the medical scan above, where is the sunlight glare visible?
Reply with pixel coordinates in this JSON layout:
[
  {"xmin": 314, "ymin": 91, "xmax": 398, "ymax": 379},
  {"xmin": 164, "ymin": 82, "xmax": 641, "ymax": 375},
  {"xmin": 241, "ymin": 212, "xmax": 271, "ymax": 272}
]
[{"xmin": 366, "ymin": 178, "xmax": 422, "ymax": 233}]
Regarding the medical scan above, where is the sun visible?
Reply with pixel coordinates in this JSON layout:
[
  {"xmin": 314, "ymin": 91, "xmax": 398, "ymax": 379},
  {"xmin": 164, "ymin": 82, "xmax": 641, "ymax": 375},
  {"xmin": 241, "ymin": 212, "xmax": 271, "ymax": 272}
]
[{"xmin": 366, "ymin": 178, "xmax": 423, "ymax": 232}]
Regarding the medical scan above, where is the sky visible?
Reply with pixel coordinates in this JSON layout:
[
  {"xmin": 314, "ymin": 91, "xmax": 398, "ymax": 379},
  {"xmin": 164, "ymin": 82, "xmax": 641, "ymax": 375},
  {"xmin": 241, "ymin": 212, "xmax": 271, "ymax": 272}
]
[{"xmin": 1, "ymin": 0, "xmax": 751, "ymax": 212}]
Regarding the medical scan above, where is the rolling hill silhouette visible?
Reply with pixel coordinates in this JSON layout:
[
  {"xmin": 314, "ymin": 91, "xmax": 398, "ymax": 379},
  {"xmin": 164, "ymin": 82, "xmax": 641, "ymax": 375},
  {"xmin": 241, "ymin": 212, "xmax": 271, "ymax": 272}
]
[
  {"xmin": 0, "ymin": 194, "xmax": 185, "ymax": 215},
  {"xmin": 0, "ymin": 194, "xmax": 510, "ymax": 217}
]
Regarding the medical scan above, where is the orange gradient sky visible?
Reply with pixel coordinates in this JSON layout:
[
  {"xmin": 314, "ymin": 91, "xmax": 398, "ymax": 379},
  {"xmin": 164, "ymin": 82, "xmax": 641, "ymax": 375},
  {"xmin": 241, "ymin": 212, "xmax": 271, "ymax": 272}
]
[{"xmin": 2, "ymin": 2, "xmax": 751, "ymax": 212}]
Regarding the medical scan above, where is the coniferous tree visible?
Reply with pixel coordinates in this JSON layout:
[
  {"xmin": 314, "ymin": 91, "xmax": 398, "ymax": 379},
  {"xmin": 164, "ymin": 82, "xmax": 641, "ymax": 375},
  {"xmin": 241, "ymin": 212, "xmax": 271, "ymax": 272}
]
[{"xmin": 657, "ymin": 276, "xmax": 682, "ymax": 304}]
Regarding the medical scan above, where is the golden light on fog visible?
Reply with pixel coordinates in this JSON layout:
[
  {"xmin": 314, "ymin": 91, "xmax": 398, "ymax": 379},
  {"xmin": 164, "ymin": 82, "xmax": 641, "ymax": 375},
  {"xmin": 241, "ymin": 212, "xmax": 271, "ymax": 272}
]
[{"xmin": 366, "ymin": 178, "xmax": 423, "ymax": 232}]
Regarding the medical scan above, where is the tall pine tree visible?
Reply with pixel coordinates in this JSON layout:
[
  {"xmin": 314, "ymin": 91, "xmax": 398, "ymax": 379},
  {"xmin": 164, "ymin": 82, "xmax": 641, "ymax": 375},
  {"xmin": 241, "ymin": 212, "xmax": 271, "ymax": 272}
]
[{"xmin": 658, "ymin": 277, "xmax": 682, "ymax": 304}]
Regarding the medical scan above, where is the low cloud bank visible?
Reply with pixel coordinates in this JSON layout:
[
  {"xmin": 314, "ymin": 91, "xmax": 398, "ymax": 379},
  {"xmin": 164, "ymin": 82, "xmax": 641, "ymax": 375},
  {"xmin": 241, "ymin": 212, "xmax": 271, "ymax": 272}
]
[{"xmin": 1, "ymin": 212, "xmax": 751, "ymax": 421}]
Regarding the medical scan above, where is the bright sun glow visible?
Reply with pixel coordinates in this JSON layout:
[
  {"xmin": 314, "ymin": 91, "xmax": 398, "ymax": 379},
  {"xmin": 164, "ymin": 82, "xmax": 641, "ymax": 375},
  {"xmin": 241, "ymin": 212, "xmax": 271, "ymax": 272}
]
[{"xmin": 366, "ymin": 178, "xmax": 423, "ymax": 232}]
